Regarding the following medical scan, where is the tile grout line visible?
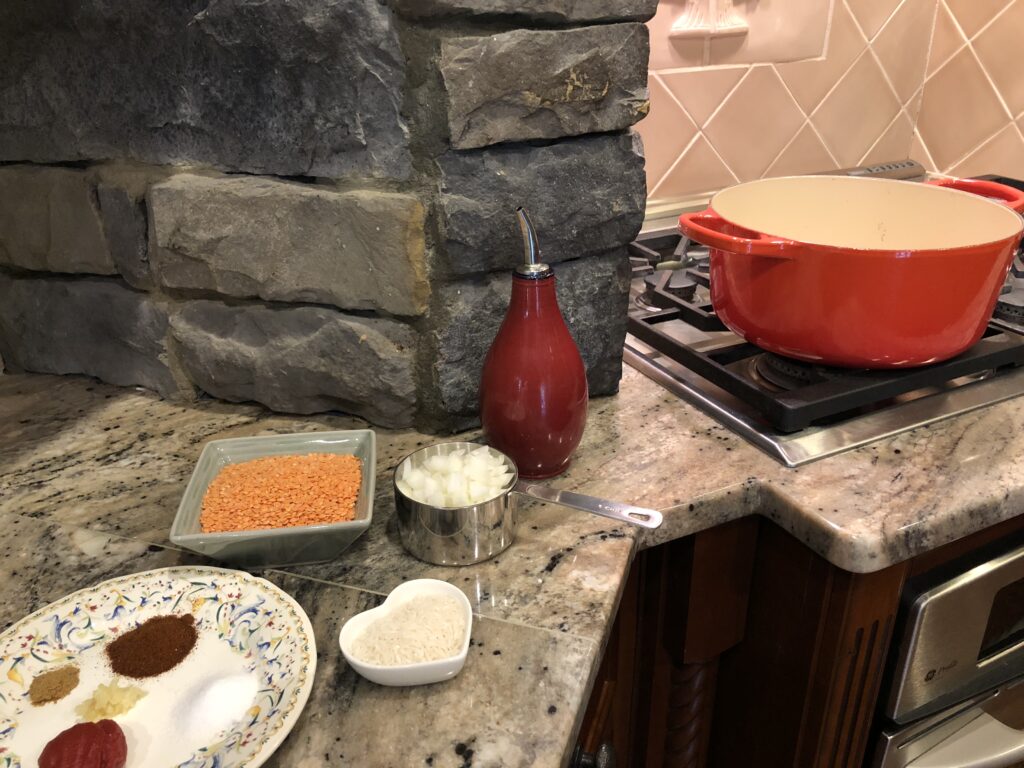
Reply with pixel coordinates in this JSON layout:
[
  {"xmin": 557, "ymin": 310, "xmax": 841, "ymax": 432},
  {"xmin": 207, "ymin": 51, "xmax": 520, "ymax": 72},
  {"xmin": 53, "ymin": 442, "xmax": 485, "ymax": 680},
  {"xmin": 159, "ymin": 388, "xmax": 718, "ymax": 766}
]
[
  {"xmin": 646, "ymin": 72, "xmax": 703, "ymax": 194},
  {"xmin": 698, "ymin": 129, "xmax": 742, "ymax": 186},
  {"xmin": 771, "ymin": 60, "xmax": 842, "ymax": 168},
  {"xmin": 805, "ymin": 45, "xmax": 870, "ymax": 124},
  {"xmin": 855, "ymin": 24, "xmax": 911, "ymax": 168},
  {"xmin": 763, "ymin": 65, "xmax": 819, "ymax": 176},
  {"xmin": 910, "ymin": 123, "xmax": 940, "ymax": 173},
  {"xmin": 1012, "ymin": 115, "xmax": 1024, "ymax": 146},
  {"xmin": 697, "ymin": 65, "xmax": 754, "ymax": 130},
  {"xmin": 927, "ymin": 0, "xmax": 971, "ymax": 79},
  {"xmin": 657, "ymin": 66, "xmax": 755, "ymax": 190},
  {"xmin": 647, "ymin": 125, "xmax": 704, "ymax": 198},
  {"xmin": 760, "ymin": 118, "xmax": 809, "ymax": 177},
  {"xmin": 650, "ymin": 71, "xmax": 702, "ymax": 128},
  {"xmin": 805, "ymin": 120, "xmax": 842, "ymax": 168},
  {"xmin": 864, "ymin": 44, "xmax": 900, "ymax": 106},
  {"xmin": 962, "ymin": 30, "xmax": 1016, "ymax": 122},
  {"xmin": 940, "ymin": 121, "xmax": 1009, "ymax": 175},
  {"xmin": 821, "ymin": 0, "xmax": 837, "ymax": 60},
  {"xmin": 863, "ymin": 40, "xmax": 905, "ymax": 115},
  {"xmin": 862, "ymin": 0, "xmax": 910, "ymax": 45},
  {"xmin": 918, "ymin": 0, "xmax": 943, "ymax": 86},
  {"xmin": 856, "ymin": 108, "xmax": 905, "ymax": 167},
  {"xmin": 914, "ymin": 0, "xmax": 964, "ymax": 173},
  {"xmin": 932, "ymin": 0, "xmax": 1021, "ymax": 165},
  {"xmin": 964, "ymin": 0, "xmax": 1016, "ymax": 44}
]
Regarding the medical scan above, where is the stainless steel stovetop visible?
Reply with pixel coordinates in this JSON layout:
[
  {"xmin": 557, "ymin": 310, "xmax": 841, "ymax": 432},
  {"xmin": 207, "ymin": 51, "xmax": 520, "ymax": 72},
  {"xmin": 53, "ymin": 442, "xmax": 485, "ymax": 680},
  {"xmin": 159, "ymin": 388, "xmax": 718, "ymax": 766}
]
[{"xmin": 625, "ymin": 164, "xmax": 1024, "ymax": 467}]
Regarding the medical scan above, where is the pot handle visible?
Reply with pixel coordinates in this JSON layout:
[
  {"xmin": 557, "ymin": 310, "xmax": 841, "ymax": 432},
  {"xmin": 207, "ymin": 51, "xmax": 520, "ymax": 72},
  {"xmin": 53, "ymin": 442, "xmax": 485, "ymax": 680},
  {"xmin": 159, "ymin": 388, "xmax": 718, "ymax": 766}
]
[
  {"xmin": 678, "ymin": 211, "xmax": 800, "ymax": 259},
  {"xmin": 926, "ymin": 177, "xmax": 1024, "ymax": 213},
  {"xmin": 513, "ymin": 480, "xmax": 663, "ymax": 529}
]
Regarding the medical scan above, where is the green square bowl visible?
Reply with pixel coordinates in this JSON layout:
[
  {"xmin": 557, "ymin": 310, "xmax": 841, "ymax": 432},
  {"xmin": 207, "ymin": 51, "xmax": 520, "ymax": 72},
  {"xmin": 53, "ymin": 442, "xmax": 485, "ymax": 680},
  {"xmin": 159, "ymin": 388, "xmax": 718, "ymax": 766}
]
[{"xmin": 170, "ymin": 430, "xmax": 376, "ymax": 567}]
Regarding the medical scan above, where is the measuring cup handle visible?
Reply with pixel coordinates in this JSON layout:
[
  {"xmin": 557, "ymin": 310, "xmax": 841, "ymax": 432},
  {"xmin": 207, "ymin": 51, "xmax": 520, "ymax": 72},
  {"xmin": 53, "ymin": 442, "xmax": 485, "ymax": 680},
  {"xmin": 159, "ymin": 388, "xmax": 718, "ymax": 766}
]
[{"xmin": 513, "ymin": 481, "xmax": 663, "ymax": 529}]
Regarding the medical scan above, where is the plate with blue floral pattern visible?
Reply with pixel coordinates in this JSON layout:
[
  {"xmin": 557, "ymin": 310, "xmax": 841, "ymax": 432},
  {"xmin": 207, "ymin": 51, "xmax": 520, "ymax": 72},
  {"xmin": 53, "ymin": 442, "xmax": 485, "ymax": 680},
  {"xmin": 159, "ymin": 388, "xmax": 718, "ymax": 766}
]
[{"xmin": 0, "ymin": 566, "xmax": 316, "ymax": 768}]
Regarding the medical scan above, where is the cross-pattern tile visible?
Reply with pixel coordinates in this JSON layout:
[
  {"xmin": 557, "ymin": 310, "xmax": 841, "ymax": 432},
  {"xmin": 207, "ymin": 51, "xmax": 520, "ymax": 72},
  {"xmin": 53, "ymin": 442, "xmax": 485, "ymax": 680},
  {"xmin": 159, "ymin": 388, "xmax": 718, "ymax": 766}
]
[
  {"xmin": 927, "ymin": 2, "xmax": 967, "ymax": 75},
  {"xmin": 640, "ymin": 0, "xmax": 932, "ymax": 200},
  {"xmin": 945, "ymin": 0, "xmax": 1013, "ymax": 38},
  {"xmin": 634, "ymin": 75, "xmax": 698, "ymax": 187},
  {"xmin": 641, "ymin": 0, "xmax": 1023, "ymax": 200},
  {"xmin": 871, "ymin": 0, "xmax": 934, "ymax": 103},
  {"xmin": 763, "ymin": 125, "xmax": 838, "ymax": 177},
  {"xmin": 848, "ymin": 0, "xmax": 903, "ymax": 39},
  {"xmin": 703, "ymin": 66, "xmax": 804, "ymax": 181},
  {"xmin": 811, "ymin": 51, "xmax": 902, "ymax": 167},
  {"xmin": 913, "ymin": 1, "xmax": 1024, "ymax": 175},
  {"xmin": 650, "ymin": 134, "xmax": 737, "ymax": 199},
  {"xmin": 972, "ymin": 1, "xmax": 1024, "ymax": 117},
  {"xmin": 659, "ymin": 67, "xmax": 746, "ymax": 128},
  {"xmin": 862, "ymin": 112, "xmax": 916, "ymax": 166}
]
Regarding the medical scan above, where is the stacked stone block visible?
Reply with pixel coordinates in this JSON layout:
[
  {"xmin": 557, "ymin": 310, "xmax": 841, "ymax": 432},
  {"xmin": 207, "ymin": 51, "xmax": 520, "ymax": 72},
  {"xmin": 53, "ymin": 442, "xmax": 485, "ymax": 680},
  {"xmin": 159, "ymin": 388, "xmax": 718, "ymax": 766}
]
[{"xmin": 0, "ymin": 0, "xmax": 653, "ymax": 430}]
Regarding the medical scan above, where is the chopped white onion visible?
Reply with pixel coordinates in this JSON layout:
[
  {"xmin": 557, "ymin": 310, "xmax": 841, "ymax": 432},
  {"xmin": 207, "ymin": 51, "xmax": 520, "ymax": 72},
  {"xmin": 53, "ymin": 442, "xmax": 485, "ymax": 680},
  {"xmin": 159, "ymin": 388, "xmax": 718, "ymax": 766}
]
[{"xmin": 397, "ymin": 446, "xmax": 514, "ymax": 507}]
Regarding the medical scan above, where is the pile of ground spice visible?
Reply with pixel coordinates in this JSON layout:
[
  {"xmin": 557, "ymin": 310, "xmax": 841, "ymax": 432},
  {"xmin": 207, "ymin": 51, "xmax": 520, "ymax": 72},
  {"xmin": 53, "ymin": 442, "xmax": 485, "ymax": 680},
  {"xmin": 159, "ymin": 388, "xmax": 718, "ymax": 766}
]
[
  {"xmin": 29, "ymin": 665, "xmax": 80, "ymax": 706},
  {"xmin": 106, "ymin": 614, "xmax": 198, "ymax": 679},
  {"xmin": 200, "ymin": 453, "xmax": 362, "ymax": 533}
]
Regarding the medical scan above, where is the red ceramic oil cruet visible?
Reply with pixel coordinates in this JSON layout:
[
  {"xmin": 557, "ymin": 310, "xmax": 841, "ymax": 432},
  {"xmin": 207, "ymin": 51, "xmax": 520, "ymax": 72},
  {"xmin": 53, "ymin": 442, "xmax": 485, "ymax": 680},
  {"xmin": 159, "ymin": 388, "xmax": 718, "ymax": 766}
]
[{"xmin": 479, "ymin": 207, "xmax": 588, "ymax": 479}]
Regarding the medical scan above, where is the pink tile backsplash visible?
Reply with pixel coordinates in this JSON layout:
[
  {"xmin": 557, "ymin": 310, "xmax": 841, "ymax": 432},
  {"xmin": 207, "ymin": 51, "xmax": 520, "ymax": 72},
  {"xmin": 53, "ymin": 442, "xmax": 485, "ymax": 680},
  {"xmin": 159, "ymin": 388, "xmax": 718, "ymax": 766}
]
[
  {"xmin": 811, "ymin": 51, "xmax": 902, "ymax": 167},
  {"xmin": 915, "ymin": 47, "xmax": 1007, "ymax": 171},
  {"xmin": 638, "ymin": 0, "xmax": 1024, "ymax": 198},
  {"xmin": 642, "ymin": 0, "xmax": 1024, "ymax": 202},
  {"xmin": 702, "ymin": 67, "xmax": 805, "ymax": 181},
  {"xmin": 643, "ymin": 0, "xmax": 931, "ymax": 201},
  {"xmin": 912, "ymin": 0, "xmax": 1024, "ymax": 177},
  {"xmin": 926, "ymin": 2, "xmax": 965, "ymax": 75},
  {"xmin": 658, "ymin": 67, "xmax": 745, "ymax": 127},
  {"xmin": 871, "ymin": 0, "xmax": 934, "ymax": 103},
  {"xmin": 944, "ymin": 0, "xmax": 1012, "ymax": 38}
]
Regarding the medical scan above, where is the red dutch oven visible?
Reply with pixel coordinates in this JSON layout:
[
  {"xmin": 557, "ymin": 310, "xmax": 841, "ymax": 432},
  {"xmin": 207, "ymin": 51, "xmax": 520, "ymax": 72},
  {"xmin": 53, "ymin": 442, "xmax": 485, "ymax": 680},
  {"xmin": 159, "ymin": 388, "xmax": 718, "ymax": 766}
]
[{"xmin": 678, "ymin": 176, "xmax": 1024, "ymax": 368}]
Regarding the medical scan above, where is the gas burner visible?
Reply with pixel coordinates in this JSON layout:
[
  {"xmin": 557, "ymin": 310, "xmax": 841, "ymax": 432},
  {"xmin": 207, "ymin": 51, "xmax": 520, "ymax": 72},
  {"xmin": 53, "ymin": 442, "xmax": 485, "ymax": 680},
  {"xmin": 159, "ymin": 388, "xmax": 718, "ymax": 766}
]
[
  {"xmin": 750, "ymin": 353, "xmax": 854, "ymax": 391},
  {"xmin": 636, "ymin": 269, "xmax": 698, "ymax": 309},
  {"xmin": 995, "ymin": 291, "xmax": 1024, "ymax": 322},
  {"xmin": 995, "ymin": 257, "xmax": 1024, "ymax": 321}
]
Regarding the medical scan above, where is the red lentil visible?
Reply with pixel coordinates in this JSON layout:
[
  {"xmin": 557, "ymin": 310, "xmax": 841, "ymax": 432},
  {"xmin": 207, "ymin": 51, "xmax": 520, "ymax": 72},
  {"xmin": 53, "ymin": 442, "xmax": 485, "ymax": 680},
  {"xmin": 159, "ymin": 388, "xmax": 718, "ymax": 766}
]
[{"xmin": 200, "ymin": 453, "xmax": 362, "ymax": 533}]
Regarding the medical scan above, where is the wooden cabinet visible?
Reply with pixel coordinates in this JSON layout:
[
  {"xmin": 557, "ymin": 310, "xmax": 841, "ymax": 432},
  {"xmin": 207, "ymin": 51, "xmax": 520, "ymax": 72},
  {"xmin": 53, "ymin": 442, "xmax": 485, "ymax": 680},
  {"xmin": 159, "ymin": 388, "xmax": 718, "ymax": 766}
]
[{"xmin": 578, "ymin": 514, "xmax": 1024, "ymax": 768}]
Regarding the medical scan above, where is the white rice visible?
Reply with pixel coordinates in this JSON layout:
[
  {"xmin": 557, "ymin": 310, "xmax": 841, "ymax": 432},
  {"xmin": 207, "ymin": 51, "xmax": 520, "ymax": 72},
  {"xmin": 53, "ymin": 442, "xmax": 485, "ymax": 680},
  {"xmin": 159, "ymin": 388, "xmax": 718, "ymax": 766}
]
[{"xmin": 350, "ymin": 594, "xmax": 467, "ymax": 666}]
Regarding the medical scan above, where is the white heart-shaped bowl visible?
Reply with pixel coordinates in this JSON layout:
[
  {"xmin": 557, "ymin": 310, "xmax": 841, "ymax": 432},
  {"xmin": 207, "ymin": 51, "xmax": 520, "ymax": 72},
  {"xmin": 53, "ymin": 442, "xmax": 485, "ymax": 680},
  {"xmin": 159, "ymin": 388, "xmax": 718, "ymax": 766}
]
[{"xmin": 338, "ymin": 579, "xmax": 473, "ymax": 686}]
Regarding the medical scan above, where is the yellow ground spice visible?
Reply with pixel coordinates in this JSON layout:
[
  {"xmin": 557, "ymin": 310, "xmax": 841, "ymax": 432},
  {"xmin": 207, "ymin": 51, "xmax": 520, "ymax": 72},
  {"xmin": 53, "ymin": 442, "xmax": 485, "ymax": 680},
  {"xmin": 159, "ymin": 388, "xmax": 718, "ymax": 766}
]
[
  {"xmin": 29, "ymin": 665, "xmax": 80, "ymax": 706},
  {"xmin": 200, "ymin": 453, "xmax": 362, "ymax": 533}
]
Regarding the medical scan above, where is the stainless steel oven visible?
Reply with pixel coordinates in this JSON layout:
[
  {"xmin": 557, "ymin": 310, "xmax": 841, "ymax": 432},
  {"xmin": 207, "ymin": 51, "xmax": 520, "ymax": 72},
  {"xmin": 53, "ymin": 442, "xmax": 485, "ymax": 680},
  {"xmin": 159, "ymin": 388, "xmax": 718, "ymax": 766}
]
[{"xmin": 873, "ymin": 536, "xmax": 1024, "ymax": 767}]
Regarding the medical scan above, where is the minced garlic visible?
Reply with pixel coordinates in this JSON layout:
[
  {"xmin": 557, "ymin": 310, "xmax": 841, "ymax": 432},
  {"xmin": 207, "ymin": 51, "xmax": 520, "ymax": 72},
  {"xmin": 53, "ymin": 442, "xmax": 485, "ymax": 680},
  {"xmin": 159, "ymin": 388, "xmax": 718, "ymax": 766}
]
[{"xmin": 75, "ymin": 680, "xmax": 146, "ymax": 722}]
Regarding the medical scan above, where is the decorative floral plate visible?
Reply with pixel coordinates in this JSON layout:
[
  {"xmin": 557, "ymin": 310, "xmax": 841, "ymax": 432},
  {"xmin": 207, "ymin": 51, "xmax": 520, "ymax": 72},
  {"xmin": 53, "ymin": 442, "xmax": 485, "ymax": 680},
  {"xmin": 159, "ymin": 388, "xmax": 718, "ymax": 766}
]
[{"xmin": 0, "ymin": 566, "xmax": 316, "ymax": 768}]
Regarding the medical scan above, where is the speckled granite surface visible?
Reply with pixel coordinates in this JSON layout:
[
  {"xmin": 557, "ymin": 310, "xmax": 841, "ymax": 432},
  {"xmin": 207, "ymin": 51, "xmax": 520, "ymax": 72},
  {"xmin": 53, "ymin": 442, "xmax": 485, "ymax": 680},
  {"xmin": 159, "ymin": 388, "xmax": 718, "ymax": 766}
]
[{"xmin": 3, "ymin": 367, "xmax": 1024, "ymax": 766}]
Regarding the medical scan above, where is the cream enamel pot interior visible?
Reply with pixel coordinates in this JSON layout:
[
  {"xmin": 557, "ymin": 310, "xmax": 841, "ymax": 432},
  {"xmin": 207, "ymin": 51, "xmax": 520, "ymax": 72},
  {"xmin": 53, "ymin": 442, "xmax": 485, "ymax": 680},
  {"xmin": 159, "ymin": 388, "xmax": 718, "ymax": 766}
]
[{"xmin": 678, "ymin": 176, "xmax": 1024, "ymax": 368}]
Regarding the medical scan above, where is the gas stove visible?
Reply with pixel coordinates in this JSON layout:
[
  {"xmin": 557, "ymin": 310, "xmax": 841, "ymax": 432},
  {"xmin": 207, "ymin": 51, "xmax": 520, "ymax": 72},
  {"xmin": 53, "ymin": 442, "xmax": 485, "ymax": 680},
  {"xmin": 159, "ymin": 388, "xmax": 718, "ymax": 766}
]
[{"xmin": 624, "ymin": 173, "xmax": 1024, "ymax": 467}]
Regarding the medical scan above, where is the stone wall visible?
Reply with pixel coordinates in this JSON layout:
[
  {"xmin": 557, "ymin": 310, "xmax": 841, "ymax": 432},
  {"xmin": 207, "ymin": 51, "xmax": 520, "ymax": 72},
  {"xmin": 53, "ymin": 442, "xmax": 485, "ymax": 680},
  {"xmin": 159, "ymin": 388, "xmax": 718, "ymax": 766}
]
[{"xmin": 0, "ymin": 0, "xmax": 652, "ymax": 431}]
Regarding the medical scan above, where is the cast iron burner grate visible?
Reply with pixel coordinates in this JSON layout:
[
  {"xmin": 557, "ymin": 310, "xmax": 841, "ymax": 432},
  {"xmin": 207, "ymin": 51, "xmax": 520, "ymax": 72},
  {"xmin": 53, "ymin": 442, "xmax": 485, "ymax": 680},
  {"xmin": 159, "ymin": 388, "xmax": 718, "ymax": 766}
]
[
  {"xmin": 626, "ymin": 171, "xmax": 1024, "ymax": 463},
  {"xmin": 628, "ymin": 309, "xmax": 1024, "ymax": 433}
]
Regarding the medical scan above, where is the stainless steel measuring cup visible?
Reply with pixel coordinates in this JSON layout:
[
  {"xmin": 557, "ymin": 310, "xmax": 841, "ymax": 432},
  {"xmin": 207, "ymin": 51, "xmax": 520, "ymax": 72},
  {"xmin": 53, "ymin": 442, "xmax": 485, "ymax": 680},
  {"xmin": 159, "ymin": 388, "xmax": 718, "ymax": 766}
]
[{"xmin": 393, "ymin": 441, "xmax": 663, "ymax": 566}]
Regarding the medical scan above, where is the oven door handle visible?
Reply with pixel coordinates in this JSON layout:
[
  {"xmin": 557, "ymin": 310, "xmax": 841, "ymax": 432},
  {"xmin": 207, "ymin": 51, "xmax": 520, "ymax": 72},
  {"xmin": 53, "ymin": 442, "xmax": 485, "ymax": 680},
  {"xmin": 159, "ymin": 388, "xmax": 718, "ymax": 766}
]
[{"xmin": 908, "ymin": 709, "xmax": 1024, "ymax": 767}]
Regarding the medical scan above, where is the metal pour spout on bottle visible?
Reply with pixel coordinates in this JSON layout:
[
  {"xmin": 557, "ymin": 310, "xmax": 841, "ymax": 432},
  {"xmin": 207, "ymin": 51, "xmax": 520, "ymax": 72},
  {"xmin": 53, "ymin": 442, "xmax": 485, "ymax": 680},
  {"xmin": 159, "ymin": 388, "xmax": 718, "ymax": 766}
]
[
  {"xmin": 514, "ymin": 207, "xmax": 552, "ymax": 279},
  {"xmin": 478, "ymin": 207, "xmax": 590, "ymax": 479}
]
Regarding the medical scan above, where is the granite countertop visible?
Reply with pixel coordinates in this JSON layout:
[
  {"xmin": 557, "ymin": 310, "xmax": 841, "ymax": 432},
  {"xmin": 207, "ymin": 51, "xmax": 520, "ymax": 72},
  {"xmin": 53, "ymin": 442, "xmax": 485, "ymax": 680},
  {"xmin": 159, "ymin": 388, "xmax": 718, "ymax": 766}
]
[{"xmin": 3, "ymin": 366, "xmax": 1024, "ymax": 766}]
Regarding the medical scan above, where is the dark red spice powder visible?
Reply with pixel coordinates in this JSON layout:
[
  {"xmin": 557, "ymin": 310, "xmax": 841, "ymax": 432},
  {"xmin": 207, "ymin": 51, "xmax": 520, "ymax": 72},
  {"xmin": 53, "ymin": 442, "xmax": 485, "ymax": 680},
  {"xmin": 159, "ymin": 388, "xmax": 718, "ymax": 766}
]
[{"xmin": 106, "ymin": 614, "xmax": 198, "ymax": 679}]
